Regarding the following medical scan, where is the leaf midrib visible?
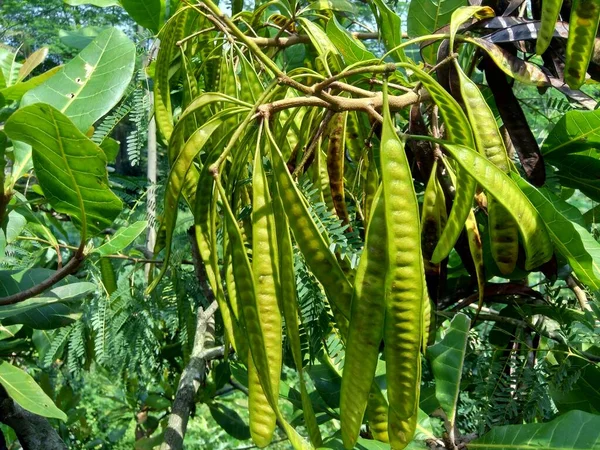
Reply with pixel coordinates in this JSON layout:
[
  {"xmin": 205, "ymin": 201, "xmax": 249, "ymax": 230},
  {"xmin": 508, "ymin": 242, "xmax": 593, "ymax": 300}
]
[{"xmin": 48, "ymin": 108, "xmax": 88, "ymax": 240}]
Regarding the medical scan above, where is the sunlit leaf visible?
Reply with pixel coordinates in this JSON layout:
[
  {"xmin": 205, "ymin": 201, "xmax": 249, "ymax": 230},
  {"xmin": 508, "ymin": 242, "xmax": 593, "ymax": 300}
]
[
  {"xmin": 5, "ymin": 104, "xmax": 122, "ymax": 237},
  {"xmin": 0, "ymin": 362, "xmax": 67, "ymax": 420}
]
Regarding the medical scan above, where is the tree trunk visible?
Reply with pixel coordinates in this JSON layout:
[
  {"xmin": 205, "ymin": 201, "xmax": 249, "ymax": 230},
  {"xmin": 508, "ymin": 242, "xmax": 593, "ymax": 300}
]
[{"xmin": 0, "ymin": 387, "xmax": 67, "ymax": 450}]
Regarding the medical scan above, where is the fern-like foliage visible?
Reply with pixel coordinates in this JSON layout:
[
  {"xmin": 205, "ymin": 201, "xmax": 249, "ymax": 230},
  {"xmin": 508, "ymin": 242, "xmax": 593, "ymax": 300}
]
[{"xmin": 126, "ymin": 70, "xmax": 150, "ymax": 167}]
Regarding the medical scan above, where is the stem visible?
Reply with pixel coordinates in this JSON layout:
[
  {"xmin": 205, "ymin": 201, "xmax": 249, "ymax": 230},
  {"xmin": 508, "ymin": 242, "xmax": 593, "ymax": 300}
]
[
  {"xmin": 0, "ymin": 242, "xmax": 86, "ymax": 306},
  {"xmin": 160, "ymin": 302, "xmax": 219, "ymax": 450},
  {"xmin": 210, "ymin": 81, "xmax": 279, "ymax": 174},
  {"xmin": 311, "ymin": 63, "xmax": 396, "ymax": 94},
  {"xmin": 292, "ymin": 110, "xmax": 334, "ymax": 178}
]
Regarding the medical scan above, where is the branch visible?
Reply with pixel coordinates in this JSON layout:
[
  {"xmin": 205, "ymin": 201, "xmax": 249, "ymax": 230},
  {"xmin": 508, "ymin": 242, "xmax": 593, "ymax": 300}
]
[
  {"xmin": 259, "ymin": 90, "xmax": 425, "ymax": 119},
  {"xmin": 0, "ymin": 387, "xmax": 67, "ymax": 450},
  {"xmin": 249, "ymin": 32, "xmax": 380, "ymax": 48},
  {"xmin": 161, "ymin": 302, "xmax": 219, "ymax": 450},
  {"xmin": 0, "ymin": 244, "xmax": 86, "ymax": 306},
  {"xmin": 566, "ymin": 274, "xmax": 592, "ymax": 312}
]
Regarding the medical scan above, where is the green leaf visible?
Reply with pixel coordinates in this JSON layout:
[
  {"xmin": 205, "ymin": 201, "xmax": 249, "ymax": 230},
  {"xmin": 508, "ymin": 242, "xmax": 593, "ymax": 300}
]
[
  {"xmin": 542, "ymin": 109, "xmax": 600, "ymax": 158},
  {"xmin": 0, "ymin": 325, "xmax": 22, "ymax": 341},
  {"xmin": 58, "ymin": 27, "xmax": 104, "ymax": 50},
  {"xmin": 428, "ymin": 313, "xmax": 470, "ymax": 426},
  {"xmin": 121, "ymin": 0, "xmax": 162, "ymax": 33},
  {"xmin": 469, "ymin": 410, "xmax": 600, "ymax": 449},
  {"xmin": 209, "ymin": 402, "xmax": 251, "ymax": 440},
  {"xmin": 407, "ymin": 0, "xmax": 467, "ymax": 63},
  {"xmin": 3, "ymin": 304, "xmax": 82, "ymax": 330},
  {"xmin": 93, "ymin": 221, "xmax": 148, "ymax": 256},
  {"xmin": 372, "ymin": 0, "xmax": 406, "ymax": 63},
  {"xmin": 0, "ymin": 361, "xmax": 67, "ymax": 420},
  {"xmin": 22, "ymin": 27, "xmax": 135, "ymax": 133},
  {"xmin": 307, "ymin": 362, "xmax": 341, "ymax": 410},
  {"xmin": 326, "ymin": 17, "xmax": 376, "ymax": 66},
  {"xmin": 100, "ymin": 137, "xmax": 120, "ymax": 163},
  {"xmin": 4, "ymin": 103, "xmax": 123, "ymax": 238},
  {"xmin": 551, "ymin": 358, "xmax": 600, "ymax": 414},
  {"xmin": 308, "ymin": 0, "xmax": 357, "ymax": 14},
  {"xmin": 0, "ymin": 66, "xmax": 62, "ymax": 103},
  {"xmin": 0, "ymin": 268, "xmax": 69, "ymax": 296},
  {"xmin": 64, "ymin": 0, "xmax": 120, "ymax": 5},
  {"xmin": 0, "ymin": 48, "xmax": 22, "ymax": 88},
  {"xmin": 0, "ymin": 282, "xmax": 95, "ymax": 320},
  {"xmin": 515, "ymin": 176, "xmax": 600, "ymax": 291},
  {"xmin": 553, "ymin": 156, "xmax": 600, "ymax": 203},
  {"xmin": 17, "ymin": 47, "xmax": 49, "ymax": 82}
]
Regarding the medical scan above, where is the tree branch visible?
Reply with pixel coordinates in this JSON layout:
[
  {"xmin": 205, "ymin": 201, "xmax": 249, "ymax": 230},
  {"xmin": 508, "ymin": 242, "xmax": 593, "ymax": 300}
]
[
  {"xmin": 0, "ymin": 387, "xmax": 66, "ymax": 450},
  {"xmin": 259, "ymin": 90, "xmax": 425, "ymax": 119},
  {"xmin": 0, "ymin": 244, "xmax": 86, "ymax": 306},
  {"xmin": 249, "ymin": 32, "xmax": 380, "ymax": 48},
  {"xmin": 161, "ymin": 302, "xmax": 219, "ymax": 450}
]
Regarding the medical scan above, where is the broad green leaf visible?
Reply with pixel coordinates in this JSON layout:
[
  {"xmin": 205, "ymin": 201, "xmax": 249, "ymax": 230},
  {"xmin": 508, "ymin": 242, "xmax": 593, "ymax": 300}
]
[
  {"xmin": 5, "ymin": 104, "xmax": 123, "ymax": 238},
  {"xmin": 64, "ymin": 0, "xmax": 120, "ymax": 5},
  {"xmin": 516, "ymin": 176, "xmax": 600, "ymax": 291},
  {"xmin": 93, "ymin": 221, "xmax": 148, "ymax": 256},
  {"xmin": 9, "ymin": 141, "xmax": 34, "ymax": 184},
  {"xmin": 407, "ymin": 0, "xmax": 467, "ymax": 63},
  {"xmin": 449, "ymin": 6, "xmax": 495, "ymax": 49},
  {"xmin": 0, "ymin": 282, "xmax": 95, "ymax": 320},
  {"xmin": 442, "ymin": 144, "xmax": 553, "ymax": 270},
  {"xmin": 428, "ymin": 313, "xmax": 470, "ymax": 427},
  {"xmin": 298, "ymin": 18, "xmax": 343, "ymax": 74},
  {"xmin": 326, "ymin": 17, "xmax": 376, "ymax": 65},
  {"xmin": 0, "ymin": 269, "xmax": 57, "ymax": 296},
  {"xmin": 3, "ymin": 303, "xmax": 82, "ymax": 330},
  {"xmin": 553, "ymin": 155, "xmax": 600, "ymax": 203},
  {"xmin": 307, "ymin": 0, "xmax": 357, "ymax": 14},
  {"xmin": 542, "ymin": 109, "xmax": 600, "ymax": 158},
  {"xmin": 0, "ymin": 66, "xmax": 62, "ymax": 102},
  {"xmin": 0, "ymin": 362, "xmax": 67, "ymax": 420},
  {"xmin": 0, "ymin": 48, "xmax": 22, "ymax": 88},
  {"xmin": 22, "ymin": 27, "xmax": 135, "ymax": 132},
  {"xmin": 550, "ymin": 357, "xmax": 600, "ymax": 414},
  {"xmin": 469, "ymin": 410, "xmax": 600, "ymax": 449},
  {"xmin": 306, "ymin": 361, "xmax": 342, "ymax": 410},
  {"xmin": 58, "ymin": 27, "xmax": 104, "ymax": 50},
  {"xmin": 0, "ymin": 325, "xmax": 22, "ymax": 340},
  {"xmin": 209, "ymin": 402, "xmax": 251, "ymax": 440},
  {"xmin": 100, "ymin": 137, "xmax": 120, "ymax": 162},
  {"xmin": 372, "ymin": 0, "xmax": 407, "ymax": 62},
  {"xmin": 121, "ymin": 0, "xmax": 162, "ymax": 33},
  {"xmin": 5, "ymin": 211, "xmax": 26, "ymax": 245},
  {"xmin": 17, "ymin": 47, "xmax": 48, "ymax": 82}
]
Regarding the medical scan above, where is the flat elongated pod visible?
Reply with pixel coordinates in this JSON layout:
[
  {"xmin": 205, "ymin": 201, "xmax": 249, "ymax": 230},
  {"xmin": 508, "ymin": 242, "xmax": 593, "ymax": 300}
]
[
  {"xmin": 381, "ymin": 83, "xmax": 427, "ymax": 449},
  {"xmin": 265, "ymin": 123, "xmax": 353, "ymax": 324},
  {"xmin": 454, "ymin": 62, "xmax": 518, "ymax": 275},
  {"xmin": 341, "ymin": 187, "xmax": 387, "ymax": 449},
  {"xmin": 248, "ymin": 138, "xmax": 281, "ymax": 446},
  {"xmin": 327, "ymin": 112, "xmax": 351, "ymax": 226},
  {"xmin": 537, "ymin": 0, "xmax": 565, "ymax": 54},
  {"xmin": 442, "ymin": 144, "xmax": 553, "ymax": 270},
  {"xmin": 399, "ymin": 64, "xmax": 477, "ymax": 265},
  {"xmin": 272, "ymin": 191, "xmax": 322, "ymax": 447},
  {"xmin": 565, "ymin": 0, "xmax": 600, "ymax": 89}
]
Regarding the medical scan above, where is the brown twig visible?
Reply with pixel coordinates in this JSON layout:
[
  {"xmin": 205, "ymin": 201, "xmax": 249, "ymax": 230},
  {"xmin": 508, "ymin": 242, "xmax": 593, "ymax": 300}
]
[
  {"xmin": 0, "ymin": 243, "xmax": 86, "ymax": 306},
  {"xmin": 292, "ymin": 110, "xmax": 334, "ymax": 178}
]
